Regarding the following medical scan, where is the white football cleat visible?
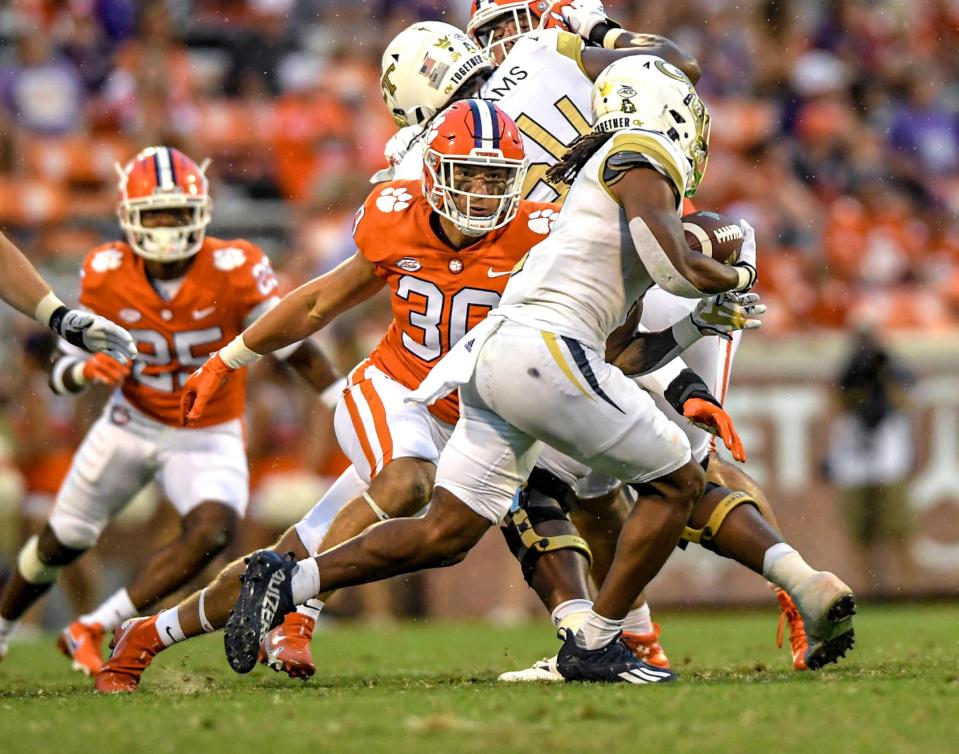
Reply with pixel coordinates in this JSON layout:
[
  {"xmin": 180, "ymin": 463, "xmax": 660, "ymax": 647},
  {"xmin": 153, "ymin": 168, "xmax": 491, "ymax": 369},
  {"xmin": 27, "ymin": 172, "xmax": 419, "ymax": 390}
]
[
  {"xmin": 497, "ymin": 655, "xmax": 563, "ymax": 682},
  {"xmin": 790, "ymin": 571, "xmax": 856, "ymax": 670}
]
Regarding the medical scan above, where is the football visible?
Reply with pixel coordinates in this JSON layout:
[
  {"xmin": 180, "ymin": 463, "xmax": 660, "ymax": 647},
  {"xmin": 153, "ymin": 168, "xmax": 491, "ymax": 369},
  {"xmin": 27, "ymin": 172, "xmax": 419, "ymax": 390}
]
[{"xmin": 683, "ymin": 210, "xmax": 744, "ymax": 264}]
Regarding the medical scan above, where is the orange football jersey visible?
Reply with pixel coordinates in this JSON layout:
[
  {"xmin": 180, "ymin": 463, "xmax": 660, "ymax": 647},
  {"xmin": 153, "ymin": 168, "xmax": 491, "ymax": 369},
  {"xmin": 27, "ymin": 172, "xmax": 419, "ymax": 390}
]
[
  {"xmin": 353, "ymin": 179, "xmax": 559, "ymax": 425},
  {"xmin": 79, "ymin": 236, "xmax": 279, "ymax": 428}
]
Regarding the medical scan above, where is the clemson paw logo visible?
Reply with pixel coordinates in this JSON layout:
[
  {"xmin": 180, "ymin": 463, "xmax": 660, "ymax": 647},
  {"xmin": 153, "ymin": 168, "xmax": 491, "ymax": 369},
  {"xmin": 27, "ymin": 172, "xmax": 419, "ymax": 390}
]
[
  {"xmin": 426, "ymin": 113, "xmax": 447, "ymax": 144},
  {"xmin": 376, "ymin": 187, "xmax": 413, "ymax": 213},
  {"xmin": 527, "ymin": 208, "xmax": 558, "ymax": 235},
  {"xmin": 213, "ymin": 247, "xmax": 247, "ymax": 271},
  {"xmin": 91, "ymin": 249, "xmax": 123, "ymax": 272}
]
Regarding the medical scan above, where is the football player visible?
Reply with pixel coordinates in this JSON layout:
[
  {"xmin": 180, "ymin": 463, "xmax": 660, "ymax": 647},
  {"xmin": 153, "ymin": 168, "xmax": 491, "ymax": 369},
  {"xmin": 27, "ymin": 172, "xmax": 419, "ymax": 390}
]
[
  {"xmin": 93, "ymin": 101, "xmax": 750, "ymax": 691},
  {"xmin": 385, "ymin": 10, "xmax": 824, "ymax": 674},
  {"xmin": 0, "ymin": 147, "xmax": 339, "ymax": 673},
  {"xmin": 223, "ymin": 59, "xmax": 856, "ymax": 684}
]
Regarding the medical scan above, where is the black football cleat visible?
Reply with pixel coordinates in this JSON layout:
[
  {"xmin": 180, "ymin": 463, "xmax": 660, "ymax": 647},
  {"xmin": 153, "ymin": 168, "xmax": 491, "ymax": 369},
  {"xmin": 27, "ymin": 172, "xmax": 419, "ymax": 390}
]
[
  {"xmin": 224, "ymin": 550, "xmax": 297, "ymax": 674},
  {"xmin": 557, "ymin": 628, "xmax": 678, "ymax": 684}
]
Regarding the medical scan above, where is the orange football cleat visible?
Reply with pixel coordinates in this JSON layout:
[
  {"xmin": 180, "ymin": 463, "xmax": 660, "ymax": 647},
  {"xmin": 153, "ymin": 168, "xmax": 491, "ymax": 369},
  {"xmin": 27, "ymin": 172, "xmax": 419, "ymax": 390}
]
[
  {"xmin": 621, "ymin": 623, "xmax": 670, "ymax": 669},
  {"xmin": 258, "ymin": 612, "xmax": 316, "ymax": 679},
  {"xmin": 774, "ymin": 586, "xmax": 809, "ymax": 671},
  {"xmin": 95, "ymin": 616, "xmax": 165, "ymax": 693},
  {"xmin": 58, "ymin": 621, "xmax": 105, "ymax": 676}
]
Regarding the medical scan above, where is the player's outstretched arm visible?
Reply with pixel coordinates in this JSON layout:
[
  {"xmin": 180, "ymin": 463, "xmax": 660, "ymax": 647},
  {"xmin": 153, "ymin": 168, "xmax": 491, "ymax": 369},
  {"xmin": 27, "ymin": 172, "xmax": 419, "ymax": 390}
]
[
  {"xmin": 180, "ymin": 252, "xmax": 383, "ymax": 424},
  {"xmin": 547, "ymin": 0, "xmax": 700, "ymax": 82},
  {"xmin": 0, "ymin": 232, "xmax": 137, "ymax": 363},
  {"xmin": 614, "ymin": 170, "xmax": 757, "ymax": 297},
  {"xmin": 611, "ymin": 293, "xmax": 765, "ymax": 377}
]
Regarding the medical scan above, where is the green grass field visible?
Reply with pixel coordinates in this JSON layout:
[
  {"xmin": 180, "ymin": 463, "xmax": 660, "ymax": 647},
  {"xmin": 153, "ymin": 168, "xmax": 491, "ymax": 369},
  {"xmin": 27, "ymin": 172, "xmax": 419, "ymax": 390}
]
[{"xmin": 1, "ymin": 603, "xmax": 957, "ymax": 754}]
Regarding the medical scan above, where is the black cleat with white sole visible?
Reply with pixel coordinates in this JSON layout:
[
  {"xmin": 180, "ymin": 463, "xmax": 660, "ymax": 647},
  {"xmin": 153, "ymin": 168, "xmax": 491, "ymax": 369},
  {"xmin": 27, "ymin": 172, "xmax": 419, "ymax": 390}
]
[
  {"xmin": 557, "ymin": 629, "xmax": 677, "ymax": 684},
  {"xmin": 224, "ymin": 550, "xmax": 296, "ymax": 674}
]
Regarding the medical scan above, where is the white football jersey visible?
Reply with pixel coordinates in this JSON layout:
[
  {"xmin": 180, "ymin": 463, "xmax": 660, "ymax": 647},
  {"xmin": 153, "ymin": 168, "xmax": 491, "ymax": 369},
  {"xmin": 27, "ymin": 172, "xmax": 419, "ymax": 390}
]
[
  {"xmin": 390, "ymin": 29, "xmax": 593, "ymax": 203},
  {"xmin": 495, "ymin": 128, "xmax": 692, "ymax": 351}
]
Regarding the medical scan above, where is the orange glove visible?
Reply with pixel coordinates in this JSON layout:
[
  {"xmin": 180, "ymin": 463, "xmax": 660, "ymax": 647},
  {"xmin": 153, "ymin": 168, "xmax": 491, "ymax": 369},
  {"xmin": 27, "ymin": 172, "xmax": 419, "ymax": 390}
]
[
  {"xmin": 81, "ymin": 352, "xmax": 131, "ymax": 386},
  {"xmin": 683, "ymin": 397, "xmax": 746, "ymax": 463},
  {"xmin": 179, "ymin": 353, "xmax": 234, "ymax": 426}
]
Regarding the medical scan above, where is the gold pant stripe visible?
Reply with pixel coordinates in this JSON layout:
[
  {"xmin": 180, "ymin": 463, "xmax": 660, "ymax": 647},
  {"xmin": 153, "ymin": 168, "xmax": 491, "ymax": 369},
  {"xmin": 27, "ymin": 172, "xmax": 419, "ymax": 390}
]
[{"xmin": 541, "ymin": 331, "xmax": 593, "ymax": 401}]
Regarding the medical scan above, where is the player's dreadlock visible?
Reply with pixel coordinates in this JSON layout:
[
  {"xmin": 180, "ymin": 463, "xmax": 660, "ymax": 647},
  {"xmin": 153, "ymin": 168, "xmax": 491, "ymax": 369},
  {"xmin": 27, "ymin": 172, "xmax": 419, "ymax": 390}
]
[{"xmin": 546, "ymin": 131, "xmax": 615, "ymax": 187}]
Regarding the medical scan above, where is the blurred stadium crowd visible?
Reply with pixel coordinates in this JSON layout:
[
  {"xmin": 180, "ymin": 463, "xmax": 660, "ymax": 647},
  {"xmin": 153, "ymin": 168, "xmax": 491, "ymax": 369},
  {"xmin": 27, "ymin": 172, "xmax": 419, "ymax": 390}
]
[{"xmin": 0, "ymin": 0, "xmax": 955, "ymax": 620}]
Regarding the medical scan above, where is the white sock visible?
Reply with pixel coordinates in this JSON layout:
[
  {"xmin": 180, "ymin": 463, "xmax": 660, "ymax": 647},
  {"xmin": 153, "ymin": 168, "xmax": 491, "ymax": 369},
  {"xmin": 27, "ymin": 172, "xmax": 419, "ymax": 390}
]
[
  {"xmin": 79, "ymin": 588, "xmax": 137, "ymax": 632},
  {"xmin": 763, "ymin": 544, "xmax": 817, "ymax": 595},
  {"xmin": 574, "ymin": 609, "xmax": 624, "ymax": 650},
  {"xmin": 296, "ymin": 599, "xmax": 325, "ymax": 622},
  {"xmin": 0, "ymin": 616, "xmax": 19, "ymax": 643},
  {"xmin": 622, "ymin": 602, "xmax": 653, "ymax": 635},
  {"xmin": 551, "ymin": 599, "xmax": 592, "ymax": 633},
  {"xmin": 155, "ymin": 608, "xmax": 186, "ymax": 647},
  {"xmin": 290, "ymin": 559, "xmax": 321, "ymax": 605}
]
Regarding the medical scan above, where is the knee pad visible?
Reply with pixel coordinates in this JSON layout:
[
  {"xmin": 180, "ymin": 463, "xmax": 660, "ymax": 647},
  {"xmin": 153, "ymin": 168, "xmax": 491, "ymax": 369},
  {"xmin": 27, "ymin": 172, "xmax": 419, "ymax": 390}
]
[
  {"xmin": 17, "ymin": 536, "xmax": 61, "ymax": 585},
  {"xmin": 47, "ymin": 512, "xmax": 100, "ymax": 551},
  {"xmin": 500, "ymin": 468, "xmax": 592, "ymax": 585},
  {"xmin": 680, "ymin": 485, "xmax": 760, "ymax": 553}
]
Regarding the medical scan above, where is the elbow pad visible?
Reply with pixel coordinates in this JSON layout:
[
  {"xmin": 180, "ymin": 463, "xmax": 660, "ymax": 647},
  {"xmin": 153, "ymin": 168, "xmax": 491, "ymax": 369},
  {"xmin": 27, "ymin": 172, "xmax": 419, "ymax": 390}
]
[{"xmin": 629, "ymin": 217, "xmax": 704, "ymax": 298}]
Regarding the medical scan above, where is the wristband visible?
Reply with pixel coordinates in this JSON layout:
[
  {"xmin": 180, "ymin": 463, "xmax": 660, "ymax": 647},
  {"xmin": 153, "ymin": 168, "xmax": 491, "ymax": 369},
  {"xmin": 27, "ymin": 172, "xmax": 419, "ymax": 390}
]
[
  {"xmin": 587, "ymin": 19, "xmax": 622, "ymax": 47},
  {"xmin": 734, "ymin": 264, "xmax": 755, "ymax": 292},
  {"xmin": 50, "ymin": 357, "xmax": 85, "ymax": 394},
  {"xmin": 664, "ymin": 368, "xmax": 719, "ymax": 415},
  {"xmin": 320, "ymin": 377, "xmax": 347, "ymax": 409},
  {"xmin": 670, "ymin": 315, "xmax": 702, "ymax": 350},
  {"xmin": 219, "ymin": 335, "xmax": 262, "ymax": 369},
  {"xmin": 602, "ymin": 28, "xmax": 626, "ymax": 48},
  {"xmin": 35, "ymin": 291, "xmax": 66, "ymax": 328}
]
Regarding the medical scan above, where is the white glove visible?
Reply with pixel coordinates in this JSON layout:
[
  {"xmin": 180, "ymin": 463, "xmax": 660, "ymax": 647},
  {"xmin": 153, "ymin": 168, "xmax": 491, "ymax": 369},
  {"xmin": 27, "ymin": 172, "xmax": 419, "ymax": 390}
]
[
  {"xmin": 690, "ymin": 292, "xmax": 765, "ymax": 340},
  {"xmin": 549, "ymin": 0, "xmax": 610, "ymax": 41},
  {"xmin": 370, "ymin": 125, "xmax": 424, "ymax": 183},
  {"xmin": 55, "ymin": 309, "xmax": 137, "ymax": 363},
  {"xmin": 732, "ymin": 219, "xmax": 757, "ymax": 291}
]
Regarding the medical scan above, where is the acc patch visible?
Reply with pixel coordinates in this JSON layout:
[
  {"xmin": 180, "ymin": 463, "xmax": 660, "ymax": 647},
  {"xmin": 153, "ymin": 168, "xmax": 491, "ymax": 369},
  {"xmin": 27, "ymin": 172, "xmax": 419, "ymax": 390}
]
[
  {"xmin": 213, "ymin": 246, "xmax": 247, "ymax": 271},
  {"xmin": 397, "ymin": 257, "xmax": 421, "ymax": 272},
  {"xmin": 376, "ymin": 187, "xmax": 413, "ymax": 213},
  {"xmin": 119, "ymin": 308, "xmax": 141, "ymax": 323}
]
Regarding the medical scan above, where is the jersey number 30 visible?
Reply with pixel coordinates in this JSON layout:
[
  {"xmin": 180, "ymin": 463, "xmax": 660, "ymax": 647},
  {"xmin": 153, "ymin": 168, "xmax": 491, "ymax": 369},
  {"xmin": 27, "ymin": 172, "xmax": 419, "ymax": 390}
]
[{"xmin": 397, "ymin": 276, "xmax": 500, "ymax": 362}]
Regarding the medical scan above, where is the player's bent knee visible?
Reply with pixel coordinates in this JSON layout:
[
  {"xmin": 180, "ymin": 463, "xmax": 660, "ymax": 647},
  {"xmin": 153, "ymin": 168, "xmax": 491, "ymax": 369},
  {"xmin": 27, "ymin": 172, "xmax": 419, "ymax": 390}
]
[
  {"xmin": 501, "ymin": 469, "xmax": 592, "ymax": 585},
  {"xmin": 681, "ymin": 484, "xmax": 761, "ymax": 553},
  {"xmin": 184, "ymin": 503, "xmax": 238, "ymax": 558},
  {"xmin": 47, "ymin": 513, "xmax": 101, "ymax": 552}
]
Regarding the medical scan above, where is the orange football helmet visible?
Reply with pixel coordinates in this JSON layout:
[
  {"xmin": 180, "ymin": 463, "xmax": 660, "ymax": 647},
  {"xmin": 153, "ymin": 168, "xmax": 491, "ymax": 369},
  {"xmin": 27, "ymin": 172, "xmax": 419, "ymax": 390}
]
[
  {"xmin": 423, "ymin": 99, "xmax": 528, "ymax": 237},
  {"xmin": 116, "ymin": 146, "xmax": 212, "ymax": 262},
  {"xmin": 467, "ymin": 0, "xmax": 566, "ymax": 62}
]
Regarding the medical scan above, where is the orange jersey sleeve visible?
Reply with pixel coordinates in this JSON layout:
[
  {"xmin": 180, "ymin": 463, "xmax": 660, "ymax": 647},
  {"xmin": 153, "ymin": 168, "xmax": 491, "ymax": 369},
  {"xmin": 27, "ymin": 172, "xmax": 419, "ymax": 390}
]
[
  {"xmin": 356, "ymin": 188, "xmax": 560, "ymax": 424},
  {"xmin": 79, "ymin": 238, "xmax": 279, "ymax": 428}
]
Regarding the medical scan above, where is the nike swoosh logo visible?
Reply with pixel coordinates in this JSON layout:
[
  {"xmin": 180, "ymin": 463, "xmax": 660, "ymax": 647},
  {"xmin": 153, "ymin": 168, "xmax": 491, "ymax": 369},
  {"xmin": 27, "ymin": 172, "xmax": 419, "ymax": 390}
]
[
  {"xmin": 192, "ymin": 306, "xmax": 216, "ymax": 320},
  {"xmin": 165, "ymin": 626, "xmax": 176, "ymax": 642},
  {"xmin": 487, "ymin": 268, "xmax": 511, "ymax": 278}
]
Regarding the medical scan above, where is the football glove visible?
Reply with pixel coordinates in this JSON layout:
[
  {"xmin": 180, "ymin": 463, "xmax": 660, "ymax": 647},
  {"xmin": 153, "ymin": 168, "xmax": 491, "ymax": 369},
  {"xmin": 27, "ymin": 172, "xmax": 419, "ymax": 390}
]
[
  {"xmin": 179, "ymin": 352, "xmax": 234, "ymax": 426},
  {"xmin": 81, "ymin": 353, "xmax": 131, "ymax": 386},
  {"xmin": 369, "ymin": 125, "xmax": 424, "ymax": 183},
  {"xmin": 732, "ymin": 219, "xmax": 757, "ymax": 291},
  {"xmin": 691, "ymin": 292, "xmax": 765, "ymax": 340},
  {"xmin": 683, "ymin": 398, "xmax": 746, "ymax": 462},
  {"xmin": 50, "ymin": 308, "xmax": 137, "ymax": 362},
  {"xmin": 545, "ymin": 0, "xmax": 613, "ymax": 41}
]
